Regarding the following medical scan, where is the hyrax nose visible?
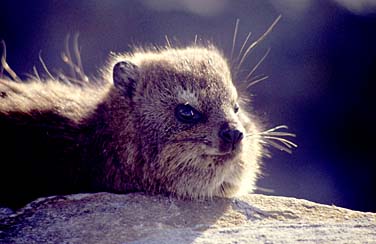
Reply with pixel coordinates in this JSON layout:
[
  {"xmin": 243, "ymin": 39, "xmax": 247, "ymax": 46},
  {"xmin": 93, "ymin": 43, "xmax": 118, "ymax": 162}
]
[{"xmin": 219, "ymin": 128, "xmax": 244, "ymax": 146}]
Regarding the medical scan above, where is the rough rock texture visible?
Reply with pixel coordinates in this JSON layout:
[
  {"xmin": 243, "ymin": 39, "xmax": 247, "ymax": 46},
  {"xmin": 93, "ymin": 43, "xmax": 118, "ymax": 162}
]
[{"xmin": 0, "ymin": 193, "xmax": 375, "ymax": 243}]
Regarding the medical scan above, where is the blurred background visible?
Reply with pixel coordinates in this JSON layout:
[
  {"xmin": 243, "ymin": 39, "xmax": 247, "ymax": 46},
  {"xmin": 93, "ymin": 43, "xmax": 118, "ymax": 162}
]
[{"xmin": 0, "ymin": 0, "xmax": 375, "ymax": 212}]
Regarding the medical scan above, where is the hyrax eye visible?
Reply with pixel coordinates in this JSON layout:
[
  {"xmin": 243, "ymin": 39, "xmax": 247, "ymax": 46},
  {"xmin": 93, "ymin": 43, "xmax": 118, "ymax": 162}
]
[
  {"xmin": 234, "ymin": 103, "xmax": 240, "ymax": 113},
  {"xmin": 175, "ymin": 104, "xmax": 202, "ymax": 124}
]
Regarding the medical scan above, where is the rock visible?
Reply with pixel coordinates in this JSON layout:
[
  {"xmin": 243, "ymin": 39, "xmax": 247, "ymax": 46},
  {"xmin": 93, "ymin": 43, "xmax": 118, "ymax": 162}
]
[
  {"xmin": 0, "ymin": 208, "xmax": 13, "ymax": 223},
  {"xmin": 0, "ymin": 192, "xmax": 375, "ymax": 243}
]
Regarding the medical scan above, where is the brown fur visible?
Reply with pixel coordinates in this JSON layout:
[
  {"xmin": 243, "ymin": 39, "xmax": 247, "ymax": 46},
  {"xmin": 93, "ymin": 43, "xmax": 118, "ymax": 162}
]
[{"xmin": 0, "ymin": 45, "xmax": 263, "ymax": 208}]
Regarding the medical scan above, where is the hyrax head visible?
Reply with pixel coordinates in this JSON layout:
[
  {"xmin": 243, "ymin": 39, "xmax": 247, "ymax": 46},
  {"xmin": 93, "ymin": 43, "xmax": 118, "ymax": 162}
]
[{"xmin": 112, "ymin": 46, "xmax": 262, "ymax": 199}]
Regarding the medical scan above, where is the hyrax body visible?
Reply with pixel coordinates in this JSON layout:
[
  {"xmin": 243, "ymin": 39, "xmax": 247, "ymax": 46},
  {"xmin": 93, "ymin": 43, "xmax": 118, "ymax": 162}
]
[{"xmin": 0, "ymin": 46, "xmax": 263, "ymax": 208}]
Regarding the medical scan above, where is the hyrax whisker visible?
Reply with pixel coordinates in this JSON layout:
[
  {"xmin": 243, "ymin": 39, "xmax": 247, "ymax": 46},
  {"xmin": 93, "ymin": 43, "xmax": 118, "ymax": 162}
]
[
  {"xmin": 245, "ymin": 48, "xmax": 271, "ymax": 80},
  {"xmin": 260, "ymin": 139, "xmax": 294, "ymax": 154},
  {"xmin": 262, "ymin": 136, "xmax": 297, "ymax": 149},
  {"xmin": 64, "ymin": 34, "xmax": 76, "ymax": 80},
  {"xmin": 237, "ymin": 15, "xmax": 282, "ymax": 71},
  {"xmin": 61, "ymin": 34, "xmax": 89, "ymax": 83},
  {"xmin": 0, "ymin": 41, "xmax": 4, "ymax": 78},
  {"xmin": 260, "ymin": 125, "xmax": 290, "ymax": 133},
  {"xmin": 259, "ymin": 131, "xmax": 296, "ymax": 137},
  {"xmin": 32, "ymin": 66, "xmax": 41, "ymax": 81},
  {"xmin": 72, "ymin": 32, "xmax": 87, "ymax": 82},
  {"xmin": 1, "ymin": 41, "xmax": 21, "ymax": 82},
  {"xmin": 165, "ymin": 35, "xmax": 172, "ymax": 48},
  {"xmin": 236, "ymin": 31, "xmax": 252, "ymax": 65},
  {"xmin": 246, "ymin": 75, "xmax": 269, "ymax": 89},
  {"xmin": 38, "ymin": 51, "xmax": 56, "ymax": 80},
  {"xmin": 231, "ymin": 18, "xmax": 240, "ymax": 61},
  {"xmin": 246, "ymin": 125, "xmax": 297, "ymax": 152}
]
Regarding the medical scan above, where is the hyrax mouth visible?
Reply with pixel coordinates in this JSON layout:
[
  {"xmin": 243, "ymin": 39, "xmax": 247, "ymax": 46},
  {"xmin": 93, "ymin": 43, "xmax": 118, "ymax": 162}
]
[
  {"xmin": 201, "ymin": 152, "xmax": 238, "ymax": 165},
  {"xmin": 201, "ymin": 138, "xmax": 244, "ymax": 165}
]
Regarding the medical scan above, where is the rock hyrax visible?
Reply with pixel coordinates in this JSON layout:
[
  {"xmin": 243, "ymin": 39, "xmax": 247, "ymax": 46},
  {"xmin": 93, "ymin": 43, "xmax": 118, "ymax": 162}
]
[{"xmin": 0, "ymin": 44, "xmax": 293, "ymax": 208}]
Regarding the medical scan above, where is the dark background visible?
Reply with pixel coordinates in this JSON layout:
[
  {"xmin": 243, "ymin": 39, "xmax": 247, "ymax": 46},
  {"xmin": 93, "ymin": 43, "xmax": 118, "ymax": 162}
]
[{"xmin": 0, "ymin": 0, "xmax": 375, "ymax": 212}]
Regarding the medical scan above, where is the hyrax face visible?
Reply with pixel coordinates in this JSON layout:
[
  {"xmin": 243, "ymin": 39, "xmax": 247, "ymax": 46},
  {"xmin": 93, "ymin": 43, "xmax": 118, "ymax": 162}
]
[{"xmin": 112, "ymin": 46, "xmax": 262, "ymax": 199}]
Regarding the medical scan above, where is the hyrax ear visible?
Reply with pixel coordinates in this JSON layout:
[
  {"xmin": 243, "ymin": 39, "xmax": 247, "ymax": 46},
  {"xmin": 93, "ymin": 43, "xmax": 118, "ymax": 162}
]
[{"xmin": 113, "ymin": 61, "xmax": 139, "ymax": 97}]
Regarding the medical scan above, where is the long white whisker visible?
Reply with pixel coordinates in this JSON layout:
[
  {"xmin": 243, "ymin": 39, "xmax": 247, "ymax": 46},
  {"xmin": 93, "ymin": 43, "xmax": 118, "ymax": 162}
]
[
  {"xmin": 165, "ymin": 35, "xmax": 172, "ymax": 48},
  {"xmin": 1, "ymin": 40, "xmax": 21, "ymax": 81},
  {"xmin": 259, "ymin": 131, "xmax": 296, "ymax": 137},
  {"xmin": 246, "ymin": 48, "xmax": 271, "ymax": 80},
  {"xmin": 231, "ymin": 19, "xmax": 240, "ymax": 60},
  {"xmin": 246, "ymin": 75, "xmax": 269, "ymax": 88},
  {"xmin": 0, "ymin": 40, "xmax": 4, "ymax": 77},
  {"xmin": 247, "ymin": 124, "xmax": 297, "ymax": 153},
  {"xmin": 237, "ymin": 15, "xmax": 282, "ymax": 71},
  {"xmin": 64, "ymin": 34, "xmax": 76, "ymax": 80},
  {"xmin": 261, "ymin": 125, "xmax": 289, "ymax": 133},
  {"xmin": 237, "ymin": 31, "xmax": 252, "ymax": 64},
  {"xmin": 239, "ymin": 95, "xmax": 251, "ymax": 103},
  {"xmin": 38, "ymin": 51, "xmax": 55, "ymax": 80},
  {"xmin": 248, "ymin": 131, "xmax": 296, "ymax": 138},
  {"xmin": 261, "ymin": 139, "xmax": 293, "ymax": 154},
  {"xmin": 262, "ymin": 136, "xmax": 298, "ymax": 148},
  {"xmin": 73, "ymin": 33, "xmax": 88, "ymax": 82},
  {"xmin": 247, "ymin": 125, "xmax": 291, "ymax": 136},
  {"xmin": 61, "ymin": 52, "xmax": 86, "ymax": 81},
  {"xmin": 32, "ymin": 66, "xmax": 41, "ymax": 81},
  {"xmin": 255, "ymin": 186, "xmax": 275, "ymax": 193}
]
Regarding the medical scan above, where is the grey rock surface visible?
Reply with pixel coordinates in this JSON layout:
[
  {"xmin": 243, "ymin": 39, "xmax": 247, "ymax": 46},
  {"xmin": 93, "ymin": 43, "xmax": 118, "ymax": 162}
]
[{"xmin": 0, "ymin": 192, "xmax": 375, "ymax": 243}]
